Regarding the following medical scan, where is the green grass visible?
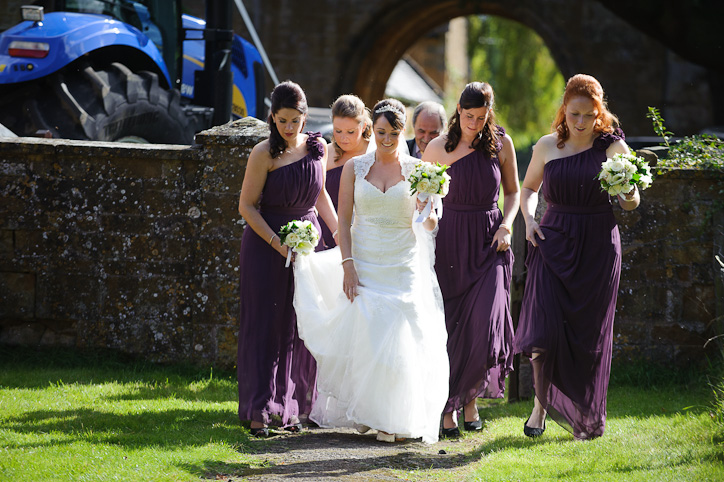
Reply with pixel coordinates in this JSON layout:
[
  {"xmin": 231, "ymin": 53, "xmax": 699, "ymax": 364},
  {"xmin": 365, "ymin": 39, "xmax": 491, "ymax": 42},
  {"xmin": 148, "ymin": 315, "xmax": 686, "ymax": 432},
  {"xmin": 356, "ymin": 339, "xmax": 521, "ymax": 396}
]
[{"xmin": 1, "ymin": 346, "xmax": 722, "ymax": 481}]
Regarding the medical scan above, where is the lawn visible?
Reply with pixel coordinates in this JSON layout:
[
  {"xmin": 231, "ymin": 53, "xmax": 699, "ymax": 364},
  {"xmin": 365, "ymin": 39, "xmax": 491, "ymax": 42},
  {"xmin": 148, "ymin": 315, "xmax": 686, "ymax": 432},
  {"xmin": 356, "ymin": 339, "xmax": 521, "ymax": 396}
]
[{"xmin": 1, "ymin": 346, "xmax": 722, "ymax": 481}]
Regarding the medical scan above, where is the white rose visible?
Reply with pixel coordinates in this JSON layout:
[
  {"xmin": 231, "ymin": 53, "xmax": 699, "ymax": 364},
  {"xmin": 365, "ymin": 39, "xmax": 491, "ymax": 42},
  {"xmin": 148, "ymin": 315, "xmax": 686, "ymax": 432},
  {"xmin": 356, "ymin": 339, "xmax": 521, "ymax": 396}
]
[
  {"xmin": 608, "ymin": 183, "xmax": 623, "ymax": 195},
  {"xmin": 285, "ymin": 232, "xmax": 300, "ymax": 246},
  {"xmin": 295, "ymin": 240, "xmax": 314, "ymax": 255},
  {"xmin": 441, "ymin": 181, "xmax": 450, "ymax": 196},
  {"xmin": 611, "ymin": 160, "xmax": 625, "ymax": 172},
  {"xmin": 610, "ymin": 172, "xmax": 626, "ymax": 185},
  {"xmin": 417, "ymin": 178, "xmax": 432, "ymax": 193},
  {"xmin": 639, "ymin": 175, "xmax": 652, "ymax": 189}
]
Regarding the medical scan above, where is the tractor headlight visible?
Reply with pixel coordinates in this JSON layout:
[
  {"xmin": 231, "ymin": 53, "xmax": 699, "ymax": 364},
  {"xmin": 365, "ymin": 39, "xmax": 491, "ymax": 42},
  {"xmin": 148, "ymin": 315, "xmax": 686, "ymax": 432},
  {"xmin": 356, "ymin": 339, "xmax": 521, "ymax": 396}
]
[{"xmin": 21, "ymin": 5, "xmax": 44, "ymax": 22}]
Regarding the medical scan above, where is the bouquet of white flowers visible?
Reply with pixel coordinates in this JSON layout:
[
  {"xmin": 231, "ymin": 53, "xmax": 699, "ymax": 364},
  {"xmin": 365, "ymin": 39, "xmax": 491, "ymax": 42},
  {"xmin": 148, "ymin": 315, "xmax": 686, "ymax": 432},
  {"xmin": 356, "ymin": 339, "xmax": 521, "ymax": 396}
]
[
  {"xmin": 408, "ymin": 161, "xmax": 451, "ymax": 222},
  {"xmin": 279, "ymin": 219, "xmax": 320, "ymax": 267},
  {"xmin": 598, "ymin": 152, "xmax": 653, "ymax": 196}
]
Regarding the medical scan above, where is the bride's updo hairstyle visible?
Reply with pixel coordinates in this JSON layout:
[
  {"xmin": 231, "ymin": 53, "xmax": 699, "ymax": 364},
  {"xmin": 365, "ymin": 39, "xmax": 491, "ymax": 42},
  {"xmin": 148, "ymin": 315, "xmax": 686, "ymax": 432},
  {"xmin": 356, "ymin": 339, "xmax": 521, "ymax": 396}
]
[
  {"xmin": 445, "ymin": 82, "xmax": 499, "ymax": 156},
  {"xmin": 371, "ymin": 98, "xmax": 406, "ymax": 131},
  {"xmin": 553, "ymin": 74, "xmax": 619, "ymax": 148},
  {"xmin": 268, "ymin": 80, "xmax": 308, "ymax": 158},
  {"xmin": 331, "ymin": 94, "xmax": 372, "ymax": 157}
]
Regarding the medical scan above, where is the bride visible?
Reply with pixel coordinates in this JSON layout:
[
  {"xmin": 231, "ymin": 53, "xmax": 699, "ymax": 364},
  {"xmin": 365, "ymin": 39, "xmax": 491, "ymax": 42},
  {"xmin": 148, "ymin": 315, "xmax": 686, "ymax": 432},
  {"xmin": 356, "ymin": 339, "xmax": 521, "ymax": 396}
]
[{"xmin": 293, "ymin": 98, "xmax": 450, "ymax": 443}]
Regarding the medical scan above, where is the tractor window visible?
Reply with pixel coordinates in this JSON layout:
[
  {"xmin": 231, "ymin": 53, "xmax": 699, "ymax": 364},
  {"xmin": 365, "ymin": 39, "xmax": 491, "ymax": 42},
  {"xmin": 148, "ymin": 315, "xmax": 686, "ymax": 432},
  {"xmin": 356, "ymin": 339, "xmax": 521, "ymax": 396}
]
[{"xmin": 62, "ymin": 1, "xmax": 163, "ymax": 52}]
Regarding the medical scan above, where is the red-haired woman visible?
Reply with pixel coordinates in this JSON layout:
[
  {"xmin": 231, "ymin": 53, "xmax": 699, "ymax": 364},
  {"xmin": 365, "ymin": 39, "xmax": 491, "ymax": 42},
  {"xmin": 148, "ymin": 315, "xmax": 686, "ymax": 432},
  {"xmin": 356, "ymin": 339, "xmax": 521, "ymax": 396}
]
[
  {"xmin": 422, "ymin": 82, "xmax": 520, "ymax": 438},
  {"xmin": 514, "ymin": 74, "xmax": 640, "ymax": 440}
]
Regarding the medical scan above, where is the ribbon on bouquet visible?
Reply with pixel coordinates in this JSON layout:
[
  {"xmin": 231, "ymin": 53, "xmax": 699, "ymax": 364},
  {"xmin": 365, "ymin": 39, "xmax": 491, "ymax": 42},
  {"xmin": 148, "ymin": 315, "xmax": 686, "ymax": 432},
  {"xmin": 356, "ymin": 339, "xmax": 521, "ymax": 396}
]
[
  {"xmin": 285, "ymin": 249, "xmax": 293, "ymax": 268},
  {"xmin": 415, "ymin": 192, "xmax": 443, "ymax": 223}
]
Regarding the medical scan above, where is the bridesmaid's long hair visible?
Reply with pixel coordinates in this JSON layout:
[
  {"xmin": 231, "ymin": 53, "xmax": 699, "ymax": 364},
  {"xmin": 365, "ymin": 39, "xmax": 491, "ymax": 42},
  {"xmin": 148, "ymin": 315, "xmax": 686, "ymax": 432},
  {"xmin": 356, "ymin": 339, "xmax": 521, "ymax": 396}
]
[
  {"xmin": 553, "ymin": 74, "xmax": 619, "ymax": 148},
  {"xmin": 445, "ymin": 82, "xmax": 499, "ymax": 156},
  {"xmin": 268, "ymin": 81, "xmax": 308, "ymax": 159},
  {"xmin": 371, "ymin": 98, "xmax": 406, "ymax": 131},
  {"xmin": 331, "ymin": 94, "xmax": 372, "ymax": 157}
]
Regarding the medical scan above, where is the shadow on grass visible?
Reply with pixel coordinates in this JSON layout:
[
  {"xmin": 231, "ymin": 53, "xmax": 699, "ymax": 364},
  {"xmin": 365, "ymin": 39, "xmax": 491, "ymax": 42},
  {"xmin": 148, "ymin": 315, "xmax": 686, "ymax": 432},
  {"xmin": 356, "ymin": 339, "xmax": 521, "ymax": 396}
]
[
  {"xmin": 1, "ymin": 406, "xmax": 250, "ymax": 450},
  {"xmin": 0, "ymin": 345, "xmax": 238, "ymax": 402},
  {"xmin": 178, "ymin": 430, "xmax": 565, "ymax": 480}
]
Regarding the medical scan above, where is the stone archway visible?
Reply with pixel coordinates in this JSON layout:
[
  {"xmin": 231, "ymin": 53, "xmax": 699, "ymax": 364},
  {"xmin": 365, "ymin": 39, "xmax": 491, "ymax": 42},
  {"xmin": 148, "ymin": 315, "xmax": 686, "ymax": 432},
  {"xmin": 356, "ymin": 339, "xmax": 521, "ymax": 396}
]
[
  {"xmin": 340, "ymin": 0, "xmax": 578, "ymax": 109},
  {"xmin": 245, "ymin": 0, "xmax": 715, "ymax": 135}
]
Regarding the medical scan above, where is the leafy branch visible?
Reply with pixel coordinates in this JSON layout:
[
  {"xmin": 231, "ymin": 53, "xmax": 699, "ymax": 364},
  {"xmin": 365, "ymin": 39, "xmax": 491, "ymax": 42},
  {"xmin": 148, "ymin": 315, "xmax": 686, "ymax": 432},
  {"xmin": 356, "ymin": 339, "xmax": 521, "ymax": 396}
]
[{"xmin": 646, "ymin": 106, "xmax": 673, "ymax": 148}]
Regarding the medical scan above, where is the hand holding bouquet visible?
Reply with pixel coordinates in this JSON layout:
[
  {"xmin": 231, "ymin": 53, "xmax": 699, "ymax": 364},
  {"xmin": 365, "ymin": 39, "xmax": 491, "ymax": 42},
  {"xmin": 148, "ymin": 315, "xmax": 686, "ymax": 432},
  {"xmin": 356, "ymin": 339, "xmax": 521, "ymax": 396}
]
[
  {"xmin": 279, "ymin": 219, "xmax": 320, "ymax": 267},
  {"xmin": 598, "ymin": 152, "xmax": 653, "ymax": 197},
  {"xmin": 408, "ymin": 162, "xmax": 451, "ymax": 222}
]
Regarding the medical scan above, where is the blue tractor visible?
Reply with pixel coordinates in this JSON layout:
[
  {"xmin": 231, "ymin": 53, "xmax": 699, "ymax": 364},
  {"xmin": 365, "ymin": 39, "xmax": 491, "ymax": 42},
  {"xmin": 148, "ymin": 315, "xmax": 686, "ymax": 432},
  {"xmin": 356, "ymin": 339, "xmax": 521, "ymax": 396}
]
[{"xmin": 0, "ymin": 0, "xmax": 265, "ymax": 143}]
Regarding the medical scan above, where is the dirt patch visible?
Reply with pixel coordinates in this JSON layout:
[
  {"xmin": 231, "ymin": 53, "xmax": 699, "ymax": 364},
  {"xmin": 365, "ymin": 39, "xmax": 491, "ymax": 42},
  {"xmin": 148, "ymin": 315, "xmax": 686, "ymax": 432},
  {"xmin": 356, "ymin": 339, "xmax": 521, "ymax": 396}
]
[{"xmin": 207, "ymin": 426, "xmax": 483, "ymax": 481}]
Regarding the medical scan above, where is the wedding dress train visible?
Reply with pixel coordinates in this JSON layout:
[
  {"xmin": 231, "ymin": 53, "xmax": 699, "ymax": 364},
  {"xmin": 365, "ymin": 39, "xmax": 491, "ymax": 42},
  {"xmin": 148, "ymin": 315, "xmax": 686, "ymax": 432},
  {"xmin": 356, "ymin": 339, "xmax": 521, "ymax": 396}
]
[{"xmin": 293, "ymin": 152, "xmax": 449, "ymax": 443}]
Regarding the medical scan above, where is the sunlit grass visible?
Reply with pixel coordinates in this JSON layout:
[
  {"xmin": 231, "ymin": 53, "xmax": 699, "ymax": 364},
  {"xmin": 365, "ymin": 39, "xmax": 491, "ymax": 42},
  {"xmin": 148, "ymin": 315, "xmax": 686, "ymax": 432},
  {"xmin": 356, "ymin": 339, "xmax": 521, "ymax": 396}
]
[{"xmin": 1, "ymin": 347, "xmax": 722, "ymax": 481}]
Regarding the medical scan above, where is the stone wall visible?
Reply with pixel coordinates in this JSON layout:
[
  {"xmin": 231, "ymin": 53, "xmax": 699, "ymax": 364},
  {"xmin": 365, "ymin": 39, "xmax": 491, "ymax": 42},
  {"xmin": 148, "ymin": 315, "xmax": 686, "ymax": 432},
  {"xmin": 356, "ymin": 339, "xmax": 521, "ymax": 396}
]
[
  {"xmin": 0, "ymin": 117, "xmax": 268, "ymax": 367},
  {"xmin": 613, "ymin": 168, "xmax": 723, "ymax": 364},
  {"xmin": 1, "ymin": 124, "xmax": 722, "ymax": 370},
  {"xmin": 510, "ymin": 165, "xmax": 723, "ymax": 372}
]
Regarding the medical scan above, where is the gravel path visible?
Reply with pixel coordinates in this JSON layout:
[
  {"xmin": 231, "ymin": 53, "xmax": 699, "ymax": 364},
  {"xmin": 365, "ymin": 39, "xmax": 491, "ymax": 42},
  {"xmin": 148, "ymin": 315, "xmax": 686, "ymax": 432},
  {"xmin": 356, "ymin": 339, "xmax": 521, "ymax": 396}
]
[{"xmin": 206, "ymin": 426, "xmax": 481, "ymax": 481}]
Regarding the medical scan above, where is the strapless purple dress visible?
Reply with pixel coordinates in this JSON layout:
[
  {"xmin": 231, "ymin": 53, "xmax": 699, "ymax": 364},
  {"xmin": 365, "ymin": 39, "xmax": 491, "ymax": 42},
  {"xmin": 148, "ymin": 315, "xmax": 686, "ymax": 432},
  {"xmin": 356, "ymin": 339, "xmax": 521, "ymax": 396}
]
[
  {"xmin": 513, "ymin": 131, "xmax": 624, "ymax": 440},
  {"xmin": 435, "ymin": 127, "xmax": 514, "ymax": 414},
  {"xmin": 319, "ymin": 165, "xmax": 343, "ymax": 248},
  {"xmin": 237, "ymin": 133, "xmax": 325, "ymax": 427}
]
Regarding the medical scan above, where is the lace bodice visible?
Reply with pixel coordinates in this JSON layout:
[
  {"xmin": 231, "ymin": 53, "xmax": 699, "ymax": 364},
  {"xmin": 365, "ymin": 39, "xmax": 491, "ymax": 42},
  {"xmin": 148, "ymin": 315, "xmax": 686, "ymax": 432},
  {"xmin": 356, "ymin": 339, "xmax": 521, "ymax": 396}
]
[{"xmin": 352, "ymin": 152, "xmax": 417, "ymax": 229}]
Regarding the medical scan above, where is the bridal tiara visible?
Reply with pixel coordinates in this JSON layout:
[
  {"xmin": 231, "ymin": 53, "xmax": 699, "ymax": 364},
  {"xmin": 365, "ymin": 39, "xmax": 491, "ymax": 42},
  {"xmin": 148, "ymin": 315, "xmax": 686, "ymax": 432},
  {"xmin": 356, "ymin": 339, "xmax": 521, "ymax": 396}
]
[{"xmin": 374, "ymin": 104, "xmax": 405, "ymax": 118}]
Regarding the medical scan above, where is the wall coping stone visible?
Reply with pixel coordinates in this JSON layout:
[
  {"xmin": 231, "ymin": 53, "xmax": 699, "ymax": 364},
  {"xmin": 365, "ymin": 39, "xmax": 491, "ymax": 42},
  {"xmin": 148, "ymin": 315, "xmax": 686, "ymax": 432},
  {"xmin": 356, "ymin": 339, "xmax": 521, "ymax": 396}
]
[{"xmin": 195, "ymin": 117, "xmax": 270, "ymax": 148}]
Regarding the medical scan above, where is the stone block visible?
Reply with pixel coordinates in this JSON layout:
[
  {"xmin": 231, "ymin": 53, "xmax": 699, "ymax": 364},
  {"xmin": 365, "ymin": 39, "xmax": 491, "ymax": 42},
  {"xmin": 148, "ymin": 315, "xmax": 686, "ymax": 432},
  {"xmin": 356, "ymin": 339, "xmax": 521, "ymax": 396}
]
[
  {"xmin": 38, "ymin": 319, "xmax": 77, "ymax": 347},
  {"xmin": 616, "ymin": 284, "xmax": 676, "ymax": 319},
  {"xmin": 613, "ymin": 320, "xmax": 650, "ymax": 346},
  {"xmin": 215, "ymin": 325, "xmax": 239, "ymax": 369},
  {"xmin": 651, "ymin": 323, "xmax": 708, "ymax": 347},
  {"xmin": 0, "ymin": 230, "xmax": 12, "ymax": 254},
  {"xmin": 0, "ymin": 272, "xmax": 35, "ymax": 318},
  {"xmin": 35, "ymin": 272, "xmax": 100, "ymax": 320},
  {"xmin": 0, "ymin": 319, "xmax": 44, "ymax": 345},
  {"xmin": 681, "ymin": 285, "xmax": 716, "ymax": 323}
]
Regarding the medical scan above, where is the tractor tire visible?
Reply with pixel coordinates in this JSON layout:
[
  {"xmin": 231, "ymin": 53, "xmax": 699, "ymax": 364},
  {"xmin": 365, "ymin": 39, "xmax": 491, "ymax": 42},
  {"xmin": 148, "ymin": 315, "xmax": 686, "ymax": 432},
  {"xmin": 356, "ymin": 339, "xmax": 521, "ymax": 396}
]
[{"xmin": 0, "ymin": 62, "xmax": 212, "ymax": 144}]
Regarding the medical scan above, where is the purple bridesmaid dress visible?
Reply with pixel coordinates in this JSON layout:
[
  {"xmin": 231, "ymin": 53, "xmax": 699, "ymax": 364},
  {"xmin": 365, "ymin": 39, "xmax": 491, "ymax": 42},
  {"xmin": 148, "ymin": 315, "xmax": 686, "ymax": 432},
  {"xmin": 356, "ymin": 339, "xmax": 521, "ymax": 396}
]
[
  {"xmin": 435, "ymin": 126, "xmax": 514, "ymax": 415},
  {"xmin": 237, "ymin": 133, "xmax": 325, "ymax": 427},
  {"xmin": 513, "ymin": 131, "xmax": 624, "ymax": 440},
  {"xmin": 319, "ymin": 165, "xmax": 343, "ymax": 248}
]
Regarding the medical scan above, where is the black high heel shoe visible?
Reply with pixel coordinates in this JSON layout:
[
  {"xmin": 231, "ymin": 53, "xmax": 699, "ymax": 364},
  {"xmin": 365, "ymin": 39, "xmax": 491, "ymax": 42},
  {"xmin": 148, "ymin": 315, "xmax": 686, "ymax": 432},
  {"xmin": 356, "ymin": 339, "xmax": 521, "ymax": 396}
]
[
  {"xmin": 440, "ymin": 426, "xmax": 461, "ymax": 438},
  {"xmin": 284, "ymin": 422, "xmax": 303, "ymax": 433},
  {"xmin": 523, "ymin": 417, "xmax": 546, "ymax": 438},
  {"xmin": 250, "ymin": 426, "xmax": 270, "ymax": 438},
  {"xmin": 463, "ymin": 409, "xmax": 483, "ymax": 431}
]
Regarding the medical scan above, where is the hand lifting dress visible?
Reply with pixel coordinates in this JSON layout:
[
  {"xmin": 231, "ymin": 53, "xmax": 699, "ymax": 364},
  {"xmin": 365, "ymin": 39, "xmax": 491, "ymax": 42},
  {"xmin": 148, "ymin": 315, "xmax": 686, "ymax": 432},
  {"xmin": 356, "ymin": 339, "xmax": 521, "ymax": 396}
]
[{"xmin": 513, "ymin": 130, "xmax": 625, "ymax": 440}]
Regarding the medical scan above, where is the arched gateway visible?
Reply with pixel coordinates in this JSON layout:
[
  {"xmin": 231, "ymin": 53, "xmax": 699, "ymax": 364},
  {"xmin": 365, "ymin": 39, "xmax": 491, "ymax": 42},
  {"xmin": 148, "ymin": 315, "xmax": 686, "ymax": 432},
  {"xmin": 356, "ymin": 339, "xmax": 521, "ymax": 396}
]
[{"xmin": 243, "ymin": 0, "xmax": 720, "ymax": 135}]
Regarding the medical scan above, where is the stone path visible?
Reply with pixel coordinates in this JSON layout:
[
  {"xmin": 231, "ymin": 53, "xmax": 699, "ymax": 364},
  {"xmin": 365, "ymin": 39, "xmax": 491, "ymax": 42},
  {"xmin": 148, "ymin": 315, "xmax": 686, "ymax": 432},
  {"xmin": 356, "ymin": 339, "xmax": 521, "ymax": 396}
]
[{"xmin": 205, "ymin": 426, "xmax": 480, "ymax": 481}]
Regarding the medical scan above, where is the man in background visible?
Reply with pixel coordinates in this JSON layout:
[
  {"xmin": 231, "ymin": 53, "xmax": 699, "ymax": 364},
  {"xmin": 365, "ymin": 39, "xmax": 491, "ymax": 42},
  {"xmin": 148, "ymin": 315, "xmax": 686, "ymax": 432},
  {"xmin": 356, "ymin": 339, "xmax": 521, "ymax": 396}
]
[{"xmin": 407, "ymin": 101, "xmax": 447, "ymax": 159}]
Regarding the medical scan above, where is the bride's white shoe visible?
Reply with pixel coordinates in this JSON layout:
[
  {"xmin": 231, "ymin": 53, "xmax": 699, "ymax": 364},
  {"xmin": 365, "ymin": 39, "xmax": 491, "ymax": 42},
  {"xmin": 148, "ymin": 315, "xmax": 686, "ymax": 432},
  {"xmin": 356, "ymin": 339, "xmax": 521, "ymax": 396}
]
[{"xmin": 376, "ymin": 431, "xmax": 395, "ymax": 443}]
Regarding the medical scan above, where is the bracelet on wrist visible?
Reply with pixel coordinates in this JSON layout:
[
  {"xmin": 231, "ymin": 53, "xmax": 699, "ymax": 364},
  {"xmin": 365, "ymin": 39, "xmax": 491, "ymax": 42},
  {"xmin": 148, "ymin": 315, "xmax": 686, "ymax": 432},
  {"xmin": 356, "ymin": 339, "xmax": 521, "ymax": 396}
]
[
  {"xmin": 341, "ymin": 257, "xmax": 354, "ymax": 265},
  {"xmin": 499, "ymin": 223, "xmax": 512, "ymax": 234},
  {"xmin": 332, "ymin": 229, "xmax": 338, "ymax": 238},
  {"xmin": 268, "ymin": 234, "xmax": 277, "ymax": 245}
]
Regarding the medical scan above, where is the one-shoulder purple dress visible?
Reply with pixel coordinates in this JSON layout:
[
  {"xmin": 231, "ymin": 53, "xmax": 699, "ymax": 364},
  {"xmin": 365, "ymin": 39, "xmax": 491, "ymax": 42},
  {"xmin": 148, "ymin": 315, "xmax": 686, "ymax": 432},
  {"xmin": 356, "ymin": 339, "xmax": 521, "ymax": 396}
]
[
  {"xmin": 435, "ymin": 128, "xmax": 514, "ymax": 414},
  {"xmin": 319, "ymin": 165, "xmax": 343, "ymax": 248},
  {"xmin": 513, "ymin": 131, "xmax": 624, "ymax": 440},
  {"xmin": 237, "ymin": 133, "xmax": 325, "ymax": 427}
]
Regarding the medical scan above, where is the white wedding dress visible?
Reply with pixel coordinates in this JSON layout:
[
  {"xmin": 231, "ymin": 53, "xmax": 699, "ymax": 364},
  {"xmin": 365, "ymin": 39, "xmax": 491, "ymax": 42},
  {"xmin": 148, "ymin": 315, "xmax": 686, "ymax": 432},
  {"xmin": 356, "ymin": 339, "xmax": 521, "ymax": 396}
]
[{"xmin": 293, "ymin": 152, "xmax": 449, "ymax": 443}]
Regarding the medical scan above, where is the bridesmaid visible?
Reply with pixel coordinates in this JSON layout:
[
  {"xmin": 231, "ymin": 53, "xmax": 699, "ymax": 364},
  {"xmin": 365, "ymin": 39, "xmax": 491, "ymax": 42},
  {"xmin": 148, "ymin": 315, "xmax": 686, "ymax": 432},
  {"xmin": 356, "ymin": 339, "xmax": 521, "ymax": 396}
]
[
  {"xmin": 319, "ymin": 94, "xmax": 372, "ymax": 248},
  {"xmin": 514, "ymin": 74, "xmax": 640, "ymax": 440},
  {"xmin": 237, "ymin": 81, "xmax": 338, "ymax": 437},
  {"xmin": 422, "ymin": 82, "xmax": 520, "ymax": 438}
]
